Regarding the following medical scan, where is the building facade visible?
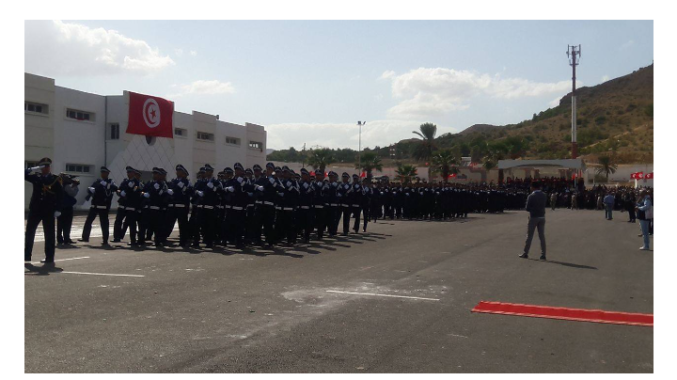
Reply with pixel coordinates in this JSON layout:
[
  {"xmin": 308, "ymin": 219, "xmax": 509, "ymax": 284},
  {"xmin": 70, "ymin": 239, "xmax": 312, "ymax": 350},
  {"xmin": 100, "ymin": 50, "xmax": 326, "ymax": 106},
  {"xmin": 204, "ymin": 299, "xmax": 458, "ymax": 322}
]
[{"xmin": 25, "ymin": 73, "xmax": 267, "ymax": 210}]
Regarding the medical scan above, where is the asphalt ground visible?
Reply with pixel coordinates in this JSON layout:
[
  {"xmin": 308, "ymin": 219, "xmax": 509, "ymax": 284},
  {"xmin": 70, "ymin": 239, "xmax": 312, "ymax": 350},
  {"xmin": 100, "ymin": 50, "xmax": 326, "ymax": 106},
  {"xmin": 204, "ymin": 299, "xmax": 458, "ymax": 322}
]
[{"xmin": 24, "ymin": 208, "xmax": 653, "ymax": 373}]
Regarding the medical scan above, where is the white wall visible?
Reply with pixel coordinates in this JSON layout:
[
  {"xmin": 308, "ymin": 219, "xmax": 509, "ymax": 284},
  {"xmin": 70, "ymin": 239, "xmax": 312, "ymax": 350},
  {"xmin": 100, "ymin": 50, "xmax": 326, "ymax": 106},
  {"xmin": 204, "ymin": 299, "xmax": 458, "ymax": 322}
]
[{"xmin": 24, "ymin": 73, "xmax": 269, "ymax": 210}]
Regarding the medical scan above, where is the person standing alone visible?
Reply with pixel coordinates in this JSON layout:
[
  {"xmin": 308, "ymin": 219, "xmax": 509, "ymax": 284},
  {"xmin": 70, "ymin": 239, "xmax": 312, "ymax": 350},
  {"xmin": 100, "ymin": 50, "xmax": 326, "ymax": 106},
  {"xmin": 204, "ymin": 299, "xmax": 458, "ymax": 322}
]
[
  {"xmin": 519, "ymin": 181, "xmax": 547, "ymax": 260},
  {"xmin": 603, "ymin": 192, "xmax": 615, "ymax": 220}
]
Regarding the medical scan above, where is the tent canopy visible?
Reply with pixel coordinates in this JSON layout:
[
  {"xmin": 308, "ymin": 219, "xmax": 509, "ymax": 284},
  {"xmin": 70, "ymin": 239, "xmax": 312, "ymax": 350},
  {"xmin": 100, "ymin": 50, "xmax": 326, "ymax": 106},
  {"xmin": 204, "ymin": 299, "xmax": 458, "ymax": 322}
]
[{"xmin": 497, "ymin": 158, "xmax": 585, "ymax": 171}]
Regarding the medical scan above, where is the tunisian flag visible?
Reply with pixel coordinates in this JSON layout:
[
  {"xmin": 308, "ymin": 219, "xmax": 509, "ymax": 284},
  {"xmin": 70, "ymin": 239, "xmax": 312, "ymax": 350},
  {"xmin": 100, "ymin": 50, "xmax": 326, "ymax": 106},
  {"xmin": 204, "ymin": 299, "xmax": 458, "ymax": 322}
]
[
  {"xmin": 645, "ymin": 173, "xmax": 654, "ymax": 179},
  {"xmin": 631, "ymin": 172, "xmax": 644, "ymax": 180},
  {"xmin": 127, "ymin": 92, "xmax": 174, "ymax": 138}
]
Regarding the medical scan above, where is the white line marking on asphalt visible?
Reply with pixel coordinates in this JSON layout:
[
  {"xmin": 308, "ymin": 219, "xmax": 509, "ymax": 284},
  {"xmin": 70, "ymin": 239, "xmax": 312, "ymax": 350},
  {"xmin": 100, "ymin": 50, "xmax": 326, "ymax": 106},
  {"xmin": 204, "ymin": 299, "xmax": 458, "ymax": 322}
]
[
  {"xmin": 60, "ymin": 271, "xmax": 145, "ymax": 278},
  {"xmin": 448, "ymin": 334, "xmax": 469, "ymax": 339},
  {"xmin": 30, "ymin": 256, "xmax": 90, "ymax": 265},
  {"xmin": 326, "ymin": 290, "xmax": 440, "ymax": 301}
]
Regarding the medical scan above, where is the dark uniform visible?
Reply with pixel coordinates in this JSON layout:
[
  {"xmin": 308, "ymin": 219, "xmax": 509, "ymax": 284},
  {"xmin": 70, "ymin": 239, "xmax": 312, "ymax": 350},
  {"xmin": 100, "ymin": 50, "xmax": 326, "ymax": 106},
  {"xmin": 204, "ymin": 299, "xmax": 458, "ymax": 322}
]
[
  {"xmin": 57, "ymin": 174, "xmax": 79, "ymax": 245},
  {"xmin": 254, "ymin": 163, "xmax": 278, "ymax": 246},
  {"xmin": 194, "ymin": 164, "xmax": 222, "ymax": 248},
  {"xmin": 81, "ymin": 166, "xmax": 117, "ymax": 245},
  {"xmin": 113, "ymin": 166, "xmax": 137, "ymax": 242},
  {"xmin": 275, "ymin": 167, "xmax": 299, "ymax": 245},
  {"xmin": 225, "ymin": 163, "xmax": 248, "ymax": 248},
  {"xmin": 166, "ymin": 164, "xmax": 192, "ymax": 247},
  {"xmin": 25, "ymin": 158, "xmax": 63, "ymax": 264},
  {"xmin": 327, "ymin": 172, "xmax": 341, "ymax": 236},
  {"xmin": 297, "ymin": 168, "xmax": 315, "ymax": 243},
  {"xmin": 139, "ymin": 167, "xmax": 170, "ymax": 247},
  {"xmin": 338, "ymin": 173, "xmax": 353, "ymax": 235},
  {"xmin": 312, "ymin": 170, "xmax": 330, "ymax": 239}
]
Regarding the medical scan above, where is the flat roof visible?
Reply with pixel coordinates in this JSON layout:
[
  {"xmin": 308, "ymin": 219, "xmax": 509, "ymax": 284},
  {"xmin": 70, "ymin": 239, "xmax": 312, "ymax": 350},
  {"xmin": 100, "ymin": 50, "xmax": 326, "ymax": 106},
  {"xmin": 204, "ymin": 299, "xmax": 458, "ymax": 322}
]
[{"xmin": 498, "ymin": 158, "xmax": 585, "ymax": 170}]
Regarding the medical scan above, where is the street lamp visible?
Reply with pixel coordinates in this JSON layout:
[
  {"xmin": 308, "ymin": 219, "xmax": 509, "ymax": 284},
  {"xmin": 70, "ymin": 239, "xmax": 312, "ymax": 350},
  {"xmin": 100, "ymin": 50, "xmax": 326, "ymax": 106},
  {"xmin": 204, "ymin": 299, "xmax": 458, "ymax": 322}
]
[{"xmin": 357, "ymin": 121, "xmax": 366, "ymax": 174}]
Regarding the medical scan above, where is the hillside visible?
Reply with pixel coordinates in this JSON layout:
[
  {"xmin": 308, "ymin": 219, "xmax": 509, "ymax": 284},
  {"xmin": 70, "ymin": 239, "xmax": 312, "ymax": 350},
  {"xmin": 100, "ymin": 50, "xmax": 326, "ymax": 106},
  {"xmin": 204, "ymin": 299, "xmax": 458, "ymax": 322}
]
[{"xmin": 268, "ymin": 64, "xmax": 653, "ymax": 165}]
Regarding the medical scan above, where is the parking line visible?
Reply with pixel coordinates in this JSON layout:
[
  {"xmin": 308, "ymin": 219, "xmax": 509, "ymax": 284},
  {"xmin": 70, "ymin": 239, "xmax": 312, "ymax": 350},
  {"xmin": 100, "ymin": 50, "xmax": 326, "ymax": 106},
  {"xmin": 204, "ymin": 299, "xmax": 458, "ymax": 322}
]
[
  {"xmin": 60, "ymin": 271, "xmax": 145, "ymax": 278},
  {"xmin": 326, "ymin": 290, "xmax": 440, "ymax": 301},
  {"xmin": 30, "ymin": 256, "xmax": 90, "ymax": 265}
]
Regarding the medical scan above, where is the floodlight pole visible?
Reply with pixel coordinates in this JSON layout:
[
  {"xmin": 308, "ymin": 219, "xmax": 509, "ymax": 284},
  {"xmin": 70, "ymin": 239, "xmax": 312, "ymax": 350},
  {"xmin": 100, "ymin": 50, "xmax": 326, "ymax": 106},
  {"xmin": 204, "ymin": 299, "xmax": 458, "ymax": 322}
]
[
  {"xmin": 567, "ymin": 45, "xmax": 581, "ymax": 159},
  {"xmin": 357, "ymin": 121, "xmax": 366, "ymax": 174}
]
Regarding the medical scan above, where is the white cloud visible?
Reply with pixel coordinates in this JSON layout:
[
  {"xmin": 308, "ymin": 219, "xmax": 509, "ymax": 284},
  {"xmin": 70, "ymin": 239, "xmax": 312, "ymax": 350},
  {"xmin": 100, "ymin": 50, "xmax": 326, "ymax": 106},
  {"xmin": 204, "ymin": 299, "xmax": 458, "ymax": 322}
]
[
  {"xmin": 170, "ymin": 80, "xmax": 236, "ymax": 98},
  {"xmin": 620, "ymin": 40, "xmax": 635, "ymax": 50},
  {"xmin": 266, "ymin": 119, "xmax": 458, "ymax": 150},
  {"xmin": 25, "ymin": 20, "xmax": 175, "ymax": 76},
  {"xmin": 190, "ymin": 50, "xmax": 197, "ymax": 56},
  {"xmin": 382, "ymin": 67, "xmax": 579, "ymax": 120},
  {"xmin": 379, "ymin": 70, "xmax": 396, "ymax": 80},
  {"xmin": 601, "ymin": 75, "xmax": 610, "ymax": 82}
]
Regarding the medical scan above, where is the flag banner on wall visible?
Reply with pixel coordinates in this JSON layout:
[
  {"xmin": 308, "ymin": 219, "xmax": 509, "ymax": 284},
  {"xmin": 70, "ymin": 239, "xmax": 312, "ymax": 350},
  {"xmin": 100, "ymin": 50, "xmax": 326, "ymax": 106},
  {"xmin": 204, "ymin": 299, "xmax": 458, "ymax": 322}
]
[
  {"xmin": 127, "ymin": 92, "xmax": 174, "ymax": 138},
  {"xmin": 630, "ymin": 172, "xmax": 644, "ymax": 180},
  {"xmin": 645, "ymin": 173, "xmax": 653, "ymax": 179}
]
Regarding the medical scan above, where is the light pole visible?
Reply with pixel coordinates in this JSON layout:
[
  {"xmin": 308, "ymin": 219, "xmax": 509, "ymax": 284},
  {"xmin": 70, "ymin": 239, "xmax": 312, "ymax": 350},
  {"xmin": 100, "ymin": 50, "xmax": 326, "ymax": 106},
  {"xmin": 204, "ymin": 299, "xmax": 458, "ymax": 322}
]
[{"xmin": 357, "ymin": 121, "xmax": 366, "ymax": 174}]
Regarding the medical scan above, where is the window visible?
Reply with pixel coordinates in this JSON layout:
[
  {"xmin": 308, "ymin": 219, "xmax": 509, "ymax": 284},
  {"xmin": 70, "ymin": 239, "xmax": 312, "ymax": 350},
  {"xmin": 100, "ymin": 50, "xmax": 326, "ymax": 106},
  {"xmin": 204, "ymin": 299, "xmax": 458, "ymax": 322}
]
[
  {"xmin": 108, "ymin": 123, "xmax": 120, "ymax": 140},
  {"xmin": 174, "ymin": 128, "xmax": 187, "ymax": 137},
  {"xmin": 66, "ymin": 108, "xmax": 95, "ymax": 122},
  {"xmin": 249, "ymin": 141, "xmax": 263, "ymax": 150},
  {"xmin": 66, "ymin": 164, "xmax": 91, "ymax": 173},
  {"xmin": 225, "ymin": 136, "xmax": 241, "ymax": 145},
  {"xmin": 25, "ymin": 101, "xmax": 49, "ymax": 115},
  {"xmin": 196, "ymin": 131, "xmax": 215, "ymax": 141}
]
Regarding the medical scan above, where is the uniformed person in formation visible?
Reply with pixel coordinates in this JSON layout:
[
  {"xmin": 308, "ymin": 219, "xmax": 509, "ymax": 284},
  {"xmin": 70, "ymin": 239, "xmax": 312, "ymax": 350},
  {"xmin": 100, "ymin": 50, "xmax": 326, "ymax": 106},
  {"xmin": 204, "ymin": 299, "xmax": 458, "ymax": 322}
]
[
  {"xmin": 297, "ymin": 168, "xmax": 315, "ymax": 243},
  {"xmin": 139, "ymin": 167, "xmax": 170, "ymax": 247},
  {"xmin": 338, "ymin": 172, "xmax": 353, "ymax": 235},
  {"xmin": 25, "ymin": 158, "xmax": 63, "ymax": 268},
  {"xmin": 113, "ymin": 166, "xmax": 137, "ymax": 243},
  {"xmin": 81, "ymin": 166, "xmax": 117, "ymax": 246},
  {"xmin": 57, "ymin": 173, "xmax": 79, "ymax": 246},
  {"xmin": 313, "ymin": 169, "xmax": 330, "ymax": 240},
  {"xmin": 167, "ymin": 164, "xmax": 192, "ymax": 248}
]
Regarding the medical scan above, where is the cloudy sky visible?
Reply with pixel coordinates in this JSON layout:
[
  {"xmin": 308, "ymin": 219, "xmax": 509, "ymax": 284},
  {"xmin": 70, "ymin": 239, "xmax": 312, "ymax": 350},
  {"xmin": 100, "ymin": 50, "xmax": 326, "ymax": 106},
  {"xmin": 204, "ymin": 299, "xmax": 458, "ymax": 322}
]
[{"xmin": 25, "ymin": 20, "xmax": 653, "ymax": 150}]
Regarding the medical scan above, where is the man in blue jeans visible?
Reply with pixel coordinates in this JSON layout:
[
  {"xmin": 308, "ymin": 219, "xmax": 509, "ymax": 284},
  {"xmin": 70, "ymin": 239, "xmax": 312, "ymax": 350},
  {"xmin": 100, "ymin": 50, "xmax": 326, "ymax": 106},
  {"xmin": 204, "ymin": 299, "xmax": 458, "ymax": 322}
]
[
  {"xmin": 636, "ymin": 189, "xmax": 652, "ymax": 250},
  {"xmin": 603, "ymin": 192, "xmax": 615, "ymax": 220},
  {"xmin": 519, "ymin": 181, "xmax": 547, "ymax": 260}
]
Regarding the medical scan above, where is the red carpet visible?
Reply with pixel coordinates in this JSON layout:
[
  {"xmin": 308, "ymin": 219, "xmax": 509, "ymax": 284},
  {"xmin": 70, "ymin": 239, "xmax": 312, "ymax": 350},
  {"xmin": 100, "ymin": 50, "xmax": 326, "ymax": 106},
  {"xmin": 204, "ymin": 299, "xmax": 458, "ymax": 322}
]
[{"xmin": 472, "ymin": 301, "xmax": 653, "ymax": 327}]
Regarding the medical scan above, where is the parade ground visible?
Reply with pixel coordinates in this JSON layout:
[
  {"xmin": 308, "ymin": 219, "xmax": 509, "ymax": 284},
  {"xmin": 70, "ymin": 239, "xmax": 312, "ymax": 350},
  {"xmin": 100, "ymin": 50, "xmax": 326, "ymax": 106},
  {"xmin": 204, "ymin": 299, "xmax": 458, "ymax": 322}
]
[{"xmin": 24, "ymin": 209, "xmax": 653, "ymax": 373}]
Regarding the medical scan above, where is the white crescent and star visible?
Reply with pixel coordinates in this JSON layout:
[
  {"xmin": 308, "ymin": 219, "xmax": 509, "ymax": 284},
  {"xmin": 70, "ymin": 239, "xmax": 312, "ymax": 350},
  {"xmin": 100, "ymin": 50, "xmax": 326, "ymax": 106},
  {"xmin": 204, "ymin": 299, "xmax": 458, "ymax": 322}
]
[{"xmin": 142, "ymin": 98, "xmax": 161, "ymax": 129}]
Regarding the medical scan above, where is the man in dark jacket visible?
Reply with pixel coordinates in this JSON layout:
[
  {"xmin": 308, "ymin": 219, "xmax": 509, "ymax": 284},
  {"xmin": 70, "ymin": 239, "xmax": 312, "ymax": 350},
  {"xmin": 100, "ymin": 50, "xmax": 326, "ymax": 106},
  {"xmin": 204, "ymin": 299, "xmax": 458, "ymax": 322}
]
[
  {"xmin": 25, "ymin": 157, "xmax": 63, "ymax": 267},
  {"xmin": 57, "ymin": 174, "xmax": 79, "ymax": 245},
  {"xmin": 519, "ymin": 181, "xmax": 547, "ymax": 260}
]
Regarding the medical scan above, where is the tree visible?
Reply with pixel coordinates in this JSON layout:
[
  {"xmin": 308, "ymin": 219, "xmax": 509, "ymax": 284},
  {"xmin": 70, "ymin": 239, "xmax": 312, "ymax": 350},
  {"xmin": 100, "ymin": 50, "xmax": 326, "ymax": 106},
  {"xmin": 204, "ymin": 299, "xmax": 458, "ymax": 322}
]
[
  {"xmin": 596, "ymin": 155, "xmax": 618, "ymax": 180},
  {"xmin": 307, "ymin": 149, "xmax": 335, "ymax": 173},
  {"xmin": 431, "ymin": 150, "xmax": 458, "ymax": 183},
  {"xmin": 395, "ymin": 163, "xmax": 418, "ymax": 184},
  {"xmin": 355, "ymin": 152, "xmax": 383, "ymax": 179},
  {"xmin": 412, "ymin": 122, "xmax": 438, "ymax": 178}
]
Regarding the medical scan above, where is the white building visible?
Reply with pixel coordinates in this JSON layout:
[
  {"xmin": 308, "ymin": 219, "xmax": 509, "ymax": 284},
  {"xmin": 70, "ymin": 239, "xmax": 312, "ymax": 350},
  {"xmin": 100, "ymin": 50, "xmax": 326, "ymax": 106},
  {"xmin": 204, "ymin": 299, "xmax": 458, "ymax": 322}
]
[{"xmin": 25, "ymin": 73, "xmax": 267, "ymax": 210}]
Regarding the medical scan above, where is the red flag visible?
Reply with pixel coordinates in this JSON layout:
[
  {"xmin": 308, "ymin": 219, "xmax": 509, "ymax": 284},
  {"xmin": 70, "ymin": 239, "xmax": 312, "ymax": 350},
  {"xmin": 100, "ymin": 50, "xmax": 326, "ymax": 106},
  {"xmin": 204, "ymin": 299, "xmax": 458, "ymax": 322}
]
[
  {"xmin": 645, "ymin": 173, "xmax": 654, "ymax": 179},
  {"xmin": 448, "ymin": 173, "xmax": 457, "ymax": 178},
  {"xmin": 127, "ymin": 92, "xmax": 174, "ymax": 138},
  {"xmin": 360, "ymin": 171, "xmax": 366, "ymax": 178},
  {"xmin": 636, "ymin": 172, "xmax": 644, "ymax": 179},
  {"xmin": 630, "ymin": 172, "xmax": 637, "ymax": 179}
]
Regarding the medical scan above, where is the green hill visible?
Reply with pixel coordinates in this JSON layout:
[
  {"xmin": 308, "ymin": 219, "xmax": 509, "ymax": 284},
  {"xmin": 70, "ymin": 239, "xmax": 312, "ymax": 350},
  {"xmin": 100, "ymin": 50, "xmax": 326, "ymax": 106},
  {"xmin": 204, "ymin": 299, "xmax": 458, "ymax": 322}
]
[{"xmin": 268, "ymin": 64, "xmax": 653, "ymax": 165}]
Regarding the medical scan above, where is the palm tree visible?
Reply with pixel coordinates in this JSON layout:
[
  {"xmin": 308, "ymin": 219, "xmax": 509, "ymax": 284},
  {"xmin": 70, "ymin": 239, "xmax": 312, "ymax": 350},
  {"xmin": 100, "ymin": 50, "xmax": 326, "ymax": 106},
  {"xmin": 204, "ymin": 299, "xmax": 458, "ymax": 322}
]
[
  {"xmin": 395, "ymin": 163, "xmax": 418, "ymax": 185},
  {"xmin": 355, "ymin": 151, "xmax": 383, "ymax": 179},
  {"xmin": 431, "ymin": 150, "xmax": 458, "ymax": 183},
  {"xmin": 306, "ymin": 149, "xmax": 335, "ymax": 173},
  {"xmin": 596, "ymin": 155, "xmax": 618, "ymax": 180},
  {"xmin": 412, "ymin": 122, "xmax": 438, "ymax": 179}
]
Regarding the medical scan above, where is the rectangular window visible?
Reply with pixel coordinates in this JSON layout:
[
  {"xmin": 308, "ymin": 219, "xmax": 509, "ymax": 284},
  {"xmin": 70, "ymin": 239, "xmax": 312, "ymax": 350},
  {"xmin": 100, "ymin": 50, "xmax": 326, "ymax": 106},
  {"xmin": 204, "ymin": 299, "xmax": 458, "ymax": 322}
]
[
  {"xmin": 226, "ymin": 136, "xmax": 241, "ymax": 145},
  {"xmin": 66, "ymin": 164, "xmax": 91, "ymax": 173},
  {"xmin": 249, "ymin": 141, "xmax": 263, "ymax": 150},
  {"xmin": 108, "ymin": 123, "xmax": 120, "ymax": 140},
  {"xmin": 174, "ymin": 128, "xmax": 187, "ymax": 137},
  {"xmin": 25, "ymin": 101, "xmax": 48, "ymax": 114},
  {"xmin": 196, "ymin": 131, "xmax": 215, "ymax": 141},
  {"xmin": 66, "ymin": 108, "xmax": 95, "ymax": 122}
]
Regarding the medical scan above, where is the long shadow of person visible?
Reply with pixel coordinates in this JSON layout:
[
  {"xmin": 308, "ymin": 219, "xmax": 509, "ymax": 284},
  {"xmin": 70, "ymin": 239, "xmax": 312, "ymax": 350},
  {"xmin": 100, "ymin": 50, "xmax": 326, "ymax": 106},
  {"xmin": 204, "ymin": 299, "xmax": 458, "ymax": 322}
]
[{"xmin": 530, "ymin": 258, "xmax": 597, "ymax": 270}]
